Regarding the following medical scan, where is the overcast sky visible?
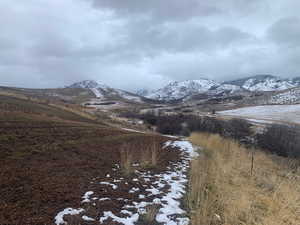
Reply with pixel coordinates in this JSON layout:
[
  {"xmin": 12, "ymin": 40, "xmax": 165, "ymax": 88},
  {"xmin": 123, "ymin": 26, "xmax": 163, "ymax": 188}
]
[{"xmin": 1, "ymin": 0, "xmax": 300, "ymax": 91}]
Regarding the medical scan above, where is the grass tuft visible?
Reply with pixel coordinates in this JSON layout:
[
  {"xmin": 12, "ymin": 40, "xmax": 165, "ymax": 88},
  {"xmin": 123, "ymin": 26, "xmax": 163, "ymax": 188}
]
[
  {"xmin": 137, "ymin": 205, "xmax": 160, "ymax": 225},
  {"xmin": 141, "ymin": 140, "xmax": 159, "ymax": 169},
  {"xmin": 120, "ymin": 143, "xmax": 134, "ymax": 177}
]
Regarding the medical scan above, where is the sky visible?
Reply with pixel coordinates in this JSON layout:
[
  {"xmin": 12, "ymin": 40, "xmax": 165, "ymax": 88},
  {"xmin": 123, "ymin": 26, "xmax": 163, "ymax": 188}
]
[{"xmin": 0, "ymin": 0, "xmax": 300, "ymax": 91}]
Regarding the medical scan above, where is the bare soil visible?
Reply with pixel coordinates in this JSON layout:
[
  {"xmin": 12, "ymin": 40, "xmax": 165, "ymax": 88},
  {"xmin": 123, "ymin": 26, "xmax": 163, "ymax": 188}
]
[{"xmin": 0, "ymin": 116, "xmax": 179, "ymax": 225}]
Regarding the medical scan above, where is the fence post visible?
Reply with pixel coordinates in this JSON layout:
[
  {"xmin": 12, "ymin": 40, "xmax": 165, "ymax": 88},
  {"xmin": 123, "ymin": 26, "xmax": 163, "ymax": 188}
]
[{"xmin": 251, "ymin": 149, "xmax": 254, "ymax": 176}]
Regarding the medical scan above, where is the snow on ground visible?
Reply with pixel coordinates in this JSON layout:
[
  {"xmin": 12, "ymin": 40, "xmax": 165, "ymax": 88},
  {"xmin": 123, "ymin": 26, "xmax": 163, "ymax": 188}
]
[
  {"xmin": 270, "ymin": 88, "xmax": 300, "ymax": 104},
  {"xmin": 55, "ymin": 208, "xmax": 84, "ymax": 225},
  {"xmin": 243, "ymin": 78, "xmax": 295, "ymax": 91},
  {"xmin": 122, "ymin": 128, "xmax": 146, "ymax": 134},
  {"xmin": 54, "ymin": 140, "xmax": 198, "ymax": 225},
  {"xmin": 90, "ymin": 88, "xmax": 104, "ymax": 98},
  {"xmin": 115, "ymin": 89, "xmax": 143, "ymax": 103},
  {"xmin": 82, "ymin": 191, "xmax": 94, "ymax": 203},
  {"xmin": 219, "ymin": 104, "xmax": 300, "ymax": 124},
  {"xmin": 246, "ymin": 119, "xmax": 274, "ymax": 124}
]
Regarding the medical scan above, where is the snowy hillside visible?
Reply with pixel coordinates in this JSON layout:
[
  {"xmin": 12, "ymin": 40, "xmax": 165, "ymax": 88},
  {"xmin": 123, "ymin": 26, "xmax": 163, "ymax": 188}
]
[
  {"xmin": 68, "ymin": 80, "xmax": 109, "ymax": 90},
  {"xmin": 145, "ymin": 79, "xmax": 242, "ymax": 101},
  {"xmin": 68, "ymin": 80, "xmax": 143, "ymax": 103},
  {"xmin": 270, "ymin": 87, "xmax": 300, "ymax": 104},
  {"xmin": 69, "ymin": 76, "xmax": 300, "ymax": 103},
  {"xmin": 225, "ymin": 75, "xmax": 297, "ymax": 92},
  {"xmin": 143, "ymin": 75, "xmax": 300, "ymax": 102}
]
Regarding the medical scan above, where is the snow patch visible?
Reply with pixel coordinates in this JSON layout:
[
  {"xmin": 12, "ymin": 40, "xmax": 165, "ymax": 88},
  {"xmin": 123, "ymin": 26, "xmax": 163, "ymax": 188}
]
[
  {"xmin": 100, "ymin": 182, "xmax": 118, "ymax": 190},
  {"xmin": 100, "ymin": 211, "xmax": 139, "ymax": 225},
  {"xmin": 82, "ymin": 215, "xmax": 95, "ymax": 221},
  {"xmin": 81, "ymin": 191, "xmax": 94, "ymax": 203},
  {"xmin": 55, "ymin": 208, "xmax": 84, "ymax": 225},
  {"xmin": 90, "ymin": 88, "xmax": 103, "ymax": 98}
]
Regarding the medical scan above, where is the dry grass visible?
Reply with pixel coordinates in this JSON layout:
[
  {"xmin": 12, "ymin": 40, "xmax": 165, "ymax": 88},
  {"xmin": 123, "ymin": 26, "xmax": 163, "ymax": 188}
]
[
  {"xmin": 120, "ymin": 140, "xmax": 160, "ymax": 176},
  {"xmin": 188, "ymin": 132, "xmax": 300, "ymax": 225},
  {"xmin": 120, "ymin": 143, "xmax": 135, "ymax": 177},
  {"xmin": 50, "ymin": 103, "xmax": 97, "ymax": 121},
  {"xmin": 137, "ymin": 205, "xmax": 160, "ymax": 225},
  {"xmin": 141, "ymin": 140, "xmax": 159, "ymax": 169},
  {"xmin": 120, "ymin": 139, "xmax": 160, "ymax": 176}
]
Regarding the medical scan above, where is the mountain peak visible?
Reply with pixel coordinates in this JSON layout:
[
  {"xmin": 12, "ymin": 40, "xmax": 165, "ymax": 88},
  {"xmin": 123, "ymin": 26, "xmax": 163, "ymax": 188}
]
[
  {"xmin": 146, "ymin": 78, "xmax": 220, "ymax": 101},
  {"xmin": 68, "ymin": 80, "xmax": 109, "ymax": 89}
]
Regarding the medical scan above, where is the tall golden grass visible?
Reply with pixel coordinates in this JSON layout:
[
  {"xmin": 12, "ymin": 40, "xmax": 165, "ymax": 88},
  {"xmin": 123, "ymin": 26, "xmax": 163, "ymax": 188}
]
[
  {"xmin": 141, "ymin": 140, "xmax": 159, "ymax": 169},
  {"xmin": 188, "ymin": 132, "xmax": 300, "ymax": 225},
  {"xmin": 120, "ymin": 140, "xmax": 160, "ymax": 176},
  {"xmin": 120, "ymin": 143, "xmax": 135, "ymax": 176}
]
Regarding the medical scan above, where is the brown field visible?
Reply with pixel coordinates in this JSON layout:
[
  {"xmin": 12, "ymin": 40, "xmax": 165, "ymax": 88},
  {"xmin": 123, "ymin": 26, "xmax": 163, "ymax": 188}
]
[
  {"xmin": 0, "ymin": 95, "xmax": 181, "ymax": 224},
  {"xmin": 188, "ymin": 132, "xmax": 300, "ymax": 225}
]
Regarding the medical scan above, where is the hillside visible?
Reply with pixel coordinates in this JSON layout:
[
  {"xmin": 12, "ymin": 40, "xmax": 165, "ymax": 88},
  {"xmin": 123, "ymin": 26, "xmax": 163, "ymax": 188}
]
[
  {"xmin": 225, "ymin": 74, "xmax": 297, "ymax": 91},
  {"xmin": 0, "ymin": 93, "xmax": 197, "ymax": 225},
  {"xmin": 142, "ymin": 75, "xmax": 300, "ymax": 102},
  {"xmin": 189, "ymin": 133, "xmax": 300, "ymax": 225},
  {"xmin": 144, "ymin": 79, "xmax": 245, "ymax": 102},
  {"xmin": 269, "ymin": 87, "xmax": 300, "ymax": 104},
  {"xmin": 0, "ymin": 86, "xmax": 95, "ymax": 104},
  {"xmin": 67, "ymin": 80, "xmax": 146, "ymax": 104}
]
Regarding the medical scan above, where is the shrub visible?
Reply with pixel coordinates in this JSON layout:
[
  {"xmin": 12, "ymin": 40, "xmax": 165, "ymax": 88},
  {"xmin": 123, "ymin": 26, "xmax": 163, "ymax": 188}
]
[
  {"xmin": 257, "ymin": 124, "xmax": 300, "ymax": 158},
  {"xmin": 223, "ymin": 118, "xmax": 252, "ymax": 142}
]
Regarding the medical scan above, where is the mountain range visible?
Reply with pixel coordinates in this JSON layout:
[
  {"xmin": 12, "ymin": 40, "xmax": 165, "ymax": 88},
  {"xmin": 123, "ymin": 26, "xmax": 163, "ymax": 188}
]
[
  {"xmin": 138, "ymin": 75, "xmax": 300, "ymax": 101},
  {"xmin": 64, "ymin": 75, "xmax": 300, "ymax": 104}
]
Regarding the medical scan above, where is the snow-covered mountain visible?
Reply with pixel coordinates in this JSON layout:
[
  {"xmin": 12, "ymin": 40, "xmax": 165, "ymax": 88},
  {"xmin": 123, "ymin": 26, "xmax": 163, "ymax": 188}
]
[
  {"xmin": 70, "ymin": 76, "xmax": 300, "ymax": 103},
  {"xmin": 67, "ymin": 80, "xmax": 143, "ymax": 103},
  {"xmin": 143, "ymin": 75, "xmax": 300, "ymax": 102},
  {"xmin": 225, "ymin": 75, "xmax": 297, "ymax": 92},
  {"xmin": 144, "ymin": 79, "xmax": 243, "ymax": 101},
  {"xmin": 68, "ymin": 80, "xmax": 109, "ymax": 90},
  {"xmin": 145, "ymin": 79, "xmax": 219, "ymax": 101}
]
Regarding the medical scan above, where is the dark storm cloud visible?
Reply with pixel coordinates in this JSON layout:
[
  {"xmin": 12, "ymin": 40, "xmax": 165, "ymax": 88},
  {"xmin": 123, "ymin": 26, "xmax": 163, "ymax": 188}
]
[{"xmin": 0, "ymin": 0, "xmax": 299, "ymax": 90}]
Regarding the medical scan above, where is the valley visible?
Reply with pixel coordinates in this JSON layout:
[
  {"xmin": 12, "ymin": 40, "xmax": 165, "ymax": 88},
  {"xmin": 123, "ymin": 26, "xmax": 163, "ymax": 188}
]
[{"xmin": 1, "ymin": 74, "xmax": 300, "ymax": 225}]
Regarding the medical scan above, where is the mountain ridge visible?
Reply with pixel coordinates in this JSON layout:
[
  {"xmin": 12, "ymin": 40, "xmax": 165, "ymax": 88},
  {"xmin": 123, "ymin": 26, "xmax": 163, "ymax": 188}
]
[{"xmin": 140, "ymin": 75, "xmax": 300, "ymax": 101}]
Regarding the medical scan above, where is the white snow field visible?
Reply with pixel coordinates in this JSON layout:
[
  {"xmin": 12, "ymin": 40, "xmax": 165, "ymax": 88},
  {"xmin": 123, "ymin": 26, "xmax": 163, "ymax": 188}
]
[
  {"xmin": 54, "ymin": 140, "xmax": 198, "ymax": 225},
  {"xmin": 219, "ymin": 104, "xmax": 300, "ymax": 124}
]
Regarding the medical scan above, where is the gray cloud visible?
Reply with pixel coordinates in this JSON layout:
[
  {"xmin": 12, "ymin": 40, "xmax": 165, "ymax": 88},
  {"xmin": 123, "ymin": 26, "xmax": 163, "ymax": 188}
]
[
  {"xmin": 92, "ymin": 0, "xmax": 264, "ymax": 21},
  {"xmin": 0, "ymin": 0, "xmax": 300, "ymax": 91},
  {"xmin": 268, "ymin": 17, "xmax": 300, "ymax": 47}
]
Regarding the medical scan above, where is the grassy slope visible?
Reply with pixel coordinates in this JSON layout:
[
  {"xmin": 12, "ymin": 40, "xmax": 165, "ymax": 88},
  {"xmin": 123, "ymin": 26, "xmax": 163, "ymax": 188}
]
[
  {"xmin": 0, "ymin": 86, "xmax": 94, "ymax": 104},
  {"xmin": 188, "ymin": 132, "xmax": 300, "ymax": 225}
]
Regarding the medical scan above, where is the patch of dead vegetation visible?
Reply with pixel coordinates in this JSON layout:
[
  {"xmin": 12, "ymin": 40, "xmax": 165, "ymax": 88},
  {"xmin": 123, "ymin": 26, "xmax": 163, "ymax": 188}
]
[{"xmin": 188, "ymin": 132, "xmax": 300, "ymax": 225}]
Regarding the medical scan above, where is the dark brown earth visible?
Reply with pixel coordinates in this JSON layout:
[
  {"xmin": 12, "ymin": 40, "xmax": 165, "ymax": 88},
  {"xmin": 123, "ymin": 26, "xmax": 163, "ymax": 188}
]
[{"xmin": 0, "ymin": 111, "xmax": 180, "ymax": 225}]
